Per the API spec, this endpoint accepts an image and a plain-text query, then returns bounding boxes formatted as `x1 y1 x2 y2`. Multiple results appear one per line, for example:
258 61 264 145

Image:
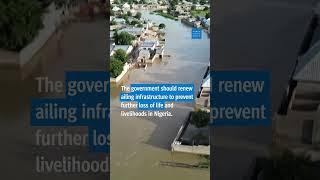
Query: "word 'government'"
122 85 194 92
35 77 108 96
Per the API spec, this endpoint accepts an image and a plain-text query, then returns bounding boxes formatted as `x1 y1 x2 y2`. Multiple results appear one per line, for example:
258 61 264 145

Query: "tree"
169 0 178 7
127 11 132 16
191 5 196 10
111 20 117 25
110 9 115 16
199 0 206 5
190 110 210 128
159 23 166 29
192 0 197 4
203 6 209 11
0 0 44 51
113 49 128 63
115 31 135 45
119 14 130 24
130 19 140 26
110 57 124 78
135 12 142 19
126 0 134 4
137 23 143 28
113 29 119 44
205 12 210 19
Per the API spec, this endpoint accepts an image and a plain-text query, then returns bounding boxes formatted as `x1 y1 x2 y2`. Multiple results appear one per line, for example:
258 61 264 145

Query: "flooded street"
0 9 210 179
0 19 107 180
111 11 210 180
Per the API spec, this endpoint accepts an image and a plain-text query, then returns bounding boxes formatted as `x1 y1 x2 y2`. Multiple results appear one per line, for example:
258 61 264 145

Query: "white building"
139 40 159 51
112 6 121 12
113 18 126 24
274 37 320 158
138 49 151 59
118 27 145 38
122 3 131 12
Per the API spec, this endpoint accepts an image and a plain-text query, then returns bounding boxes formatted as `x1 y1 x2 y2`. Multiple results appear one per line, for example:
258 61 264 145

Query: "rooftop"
113 45 131 52
294 22 320 83
118 27 144 36
141 41 157 48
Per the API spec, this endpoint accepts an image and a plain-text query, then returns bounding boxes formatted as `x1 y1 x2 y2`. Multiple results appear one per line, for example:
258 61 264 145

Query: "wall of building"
275 81 320 146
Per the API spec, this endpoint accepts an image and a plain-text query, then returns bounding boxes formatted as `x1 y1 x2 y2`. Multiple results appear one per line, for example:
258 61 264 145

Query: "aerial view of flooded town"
109 0 211 179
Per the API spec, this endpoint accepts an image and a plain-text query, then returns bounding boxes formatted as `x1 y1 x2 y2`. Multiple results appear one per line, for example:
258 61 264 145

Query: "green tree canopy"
111 20 117 25
159 23 166 29
0 0 44 51
110 57 124 78
127 11 132 16
110 9 115 16
130 19 140 26
199 0 206 5
190 110 210 128
113 49 128 63
115 31 135 45
205 12 210 19
135 12 142 19
169 0 178 7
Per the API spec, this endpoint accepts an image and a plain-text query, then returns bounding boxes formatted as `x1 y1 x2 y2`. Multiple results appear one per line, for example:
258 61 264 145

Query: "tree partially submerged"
110 56 124 78
110 49 129 78
113 49 128 64
0 0 45 51
190 109 210 128
114 31 135 45
159 23 166 29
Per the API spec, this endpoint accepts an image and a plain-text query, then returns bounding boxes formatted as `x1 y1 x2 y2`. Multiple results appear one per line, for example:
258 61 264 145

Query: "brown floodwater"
110 11 210 180
0 19 108 180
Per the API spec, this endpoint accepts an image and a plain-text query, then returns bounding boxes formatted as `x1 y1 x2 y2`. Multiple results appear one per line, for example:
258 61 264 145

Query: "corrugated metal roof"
294 40 320 82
